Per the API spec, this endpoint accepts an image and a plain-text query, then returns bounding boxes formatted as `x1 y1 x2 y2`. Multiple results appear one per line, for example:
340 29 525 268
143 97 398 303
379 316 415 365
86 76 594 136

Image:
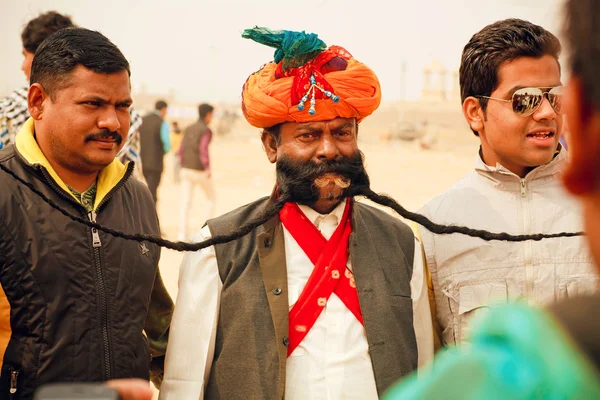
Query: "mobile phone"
34 383 119 400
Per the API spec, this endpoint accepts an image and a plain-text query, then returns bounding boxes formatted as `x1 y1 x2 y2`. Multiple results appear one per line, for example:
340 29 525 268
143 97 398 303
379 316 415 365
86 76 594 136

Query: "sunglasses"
477 86 564 117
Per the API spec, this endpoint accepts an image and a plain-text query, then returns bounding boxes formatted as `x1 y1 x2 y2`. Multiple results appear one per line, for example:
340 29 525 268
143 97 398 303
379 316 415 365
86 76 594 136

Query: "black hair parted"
459 18 561 136
30 27 130 98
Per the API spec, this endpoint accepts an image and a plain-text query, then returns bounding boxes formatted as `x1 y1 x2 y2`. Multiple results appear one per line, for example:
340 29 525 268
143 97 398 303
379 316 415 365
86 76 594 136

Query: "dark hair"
198 103 214 120
565 0 600 111
262 123 283 144
0 161 583 253
21 11 74 54
30 28 130 98
459 18 561 136
155 100 168 111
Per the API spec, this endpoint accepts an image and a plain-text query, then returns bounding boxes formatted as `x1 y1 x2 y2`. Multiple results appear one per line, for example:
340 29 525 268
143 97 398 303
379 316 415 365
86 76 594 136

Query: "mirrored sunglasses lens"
512 88 543 116
548 87 565 114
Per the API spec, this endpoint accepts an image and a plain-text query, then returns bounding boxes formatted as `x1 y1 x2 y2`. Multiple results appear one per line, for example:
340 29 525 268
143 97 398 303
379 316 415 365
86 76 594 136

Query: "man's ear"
563 76 600 195
28 83 48 120
261 130 278 163
462 96 484 134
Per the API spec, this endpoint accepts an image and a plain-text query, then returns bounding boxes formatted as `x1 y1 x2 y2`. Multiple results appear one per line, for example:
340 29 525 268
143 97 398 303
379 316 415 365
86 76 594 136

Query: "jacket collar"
473 144 567 183
15 118 129 210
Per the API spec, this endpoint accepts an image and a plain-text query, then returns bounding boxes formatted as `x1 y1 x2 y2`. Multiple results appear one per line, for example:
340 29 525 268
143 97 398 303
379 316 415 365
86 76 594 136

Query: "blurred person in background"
170 121 182 183
140 100 171 205
178 103 216 240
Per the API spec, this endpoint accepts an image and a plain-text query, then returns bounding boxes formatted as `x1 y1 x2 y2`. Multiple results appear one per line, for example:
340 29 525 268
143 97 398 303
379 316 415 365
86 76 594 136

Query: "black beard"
276 151 371 206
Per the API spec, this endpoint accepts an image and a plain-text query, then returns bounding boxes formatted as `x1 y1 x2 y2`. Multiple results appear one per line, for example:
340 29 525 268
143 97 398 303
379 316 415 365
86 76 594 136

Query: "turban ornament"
241 27 381 128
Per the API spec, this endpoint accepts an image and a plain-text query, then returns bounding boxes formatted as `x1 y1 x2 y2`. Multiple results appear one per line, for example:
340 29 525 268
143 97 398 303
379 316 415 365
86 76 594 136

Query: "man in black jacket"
0 27 173 399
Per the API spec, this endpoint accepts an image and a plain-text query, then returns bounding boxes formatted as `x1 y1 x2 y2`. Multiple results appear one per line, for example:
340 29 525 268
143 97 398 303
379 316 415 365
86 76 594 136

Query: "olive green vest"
205 197 417 399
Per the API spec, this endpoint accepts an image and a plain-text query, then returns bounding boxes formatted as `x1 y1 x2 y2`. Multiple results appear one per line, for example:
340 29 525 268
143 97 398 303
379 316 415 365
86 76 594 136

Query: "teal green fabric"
67 180 97 212
242 26 327 70
384 304 600 400
153 110 171 153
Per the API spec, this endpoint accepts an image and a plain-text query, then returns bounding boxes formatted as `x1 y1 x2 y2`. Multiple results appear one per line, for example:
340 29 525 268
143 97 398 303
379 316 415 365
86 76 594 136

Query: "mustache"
314 175 351 189
276 152 370 205
84 130 123 145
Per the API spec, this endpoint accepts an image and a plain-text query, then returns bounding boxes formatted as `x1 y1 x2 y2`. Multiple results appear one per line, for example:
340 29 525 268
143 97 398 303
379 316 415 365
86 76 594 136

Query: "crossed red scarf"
279 200 364 357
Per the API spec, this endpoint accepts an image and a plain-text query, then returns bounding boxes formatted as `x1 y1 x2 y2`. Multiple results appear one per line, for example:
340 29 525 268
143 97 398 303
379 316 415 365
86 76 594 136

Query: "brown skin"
463 55 562 178
158 105 168 118
21 49 34 81
563 77 600 270
204 111 214 125
28 65 132 192
262 117 358 214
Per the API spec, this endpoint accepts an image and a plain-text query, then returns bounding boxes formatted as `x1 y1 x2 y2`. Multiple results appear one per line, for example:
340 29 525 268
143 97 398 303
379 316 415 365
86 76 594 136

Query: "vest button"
282 336 289 346
272 287 282 295
264 237 271 247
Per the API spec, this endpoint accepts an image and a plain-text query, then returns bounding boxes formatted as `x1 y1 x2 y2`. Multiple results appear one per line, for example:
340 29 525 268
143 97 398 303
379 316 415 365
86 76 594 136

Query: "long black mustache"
0 161 584 252
85 129 123 145
276 152 369 205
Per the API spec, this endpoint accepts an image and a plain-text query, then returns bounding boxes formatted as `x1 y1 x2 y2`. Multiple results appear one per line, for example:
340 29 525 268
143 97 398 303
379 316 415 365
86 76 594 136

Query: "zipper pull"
520 179 527 197
9 370 18 394
88 212 102 248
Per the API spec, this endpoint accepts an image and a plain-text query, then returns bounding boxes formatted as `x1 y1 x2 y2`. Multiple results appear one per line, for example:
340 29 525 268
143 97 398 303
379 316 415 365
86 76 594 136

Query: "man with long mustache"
159 28 434 400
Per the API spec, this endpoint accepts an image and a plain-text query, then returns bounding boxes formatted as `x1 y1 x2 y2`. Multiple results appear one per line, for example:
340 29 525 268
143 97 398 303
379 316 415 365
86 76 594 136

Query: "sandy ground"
154 129 478 299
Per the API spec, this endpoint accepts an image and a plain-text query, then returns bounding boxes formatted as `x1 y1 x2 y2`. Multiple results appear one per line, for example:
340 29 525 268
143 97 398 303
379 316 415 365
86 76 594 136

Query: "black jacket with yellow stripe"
0 119 173 399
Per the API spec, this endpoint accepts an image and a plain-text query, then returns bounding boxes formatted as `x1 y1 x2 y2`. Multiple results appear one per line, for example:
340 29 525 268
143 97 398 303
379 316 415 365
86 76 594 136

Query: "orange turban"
241 28 381 128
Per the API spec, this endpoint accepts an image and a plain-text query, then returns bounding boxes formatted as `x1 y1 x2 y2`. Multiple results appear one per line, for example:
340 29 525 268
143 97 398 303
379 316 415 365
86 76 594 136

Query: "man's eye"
85 101 101 107
336 131 353 138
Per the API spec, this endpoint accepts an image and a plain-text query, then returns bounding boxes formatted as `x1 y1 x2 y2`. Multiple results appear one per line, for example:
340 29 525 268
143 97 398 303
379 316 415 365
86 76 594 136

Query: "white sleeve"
410 236 434 370
159 226 222 400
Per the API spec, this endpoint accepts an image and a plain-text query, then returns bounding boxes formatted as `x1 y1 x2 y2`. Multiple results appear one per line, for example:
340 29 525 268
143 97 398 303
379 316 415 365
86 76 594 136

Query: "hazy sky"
0 0 566 104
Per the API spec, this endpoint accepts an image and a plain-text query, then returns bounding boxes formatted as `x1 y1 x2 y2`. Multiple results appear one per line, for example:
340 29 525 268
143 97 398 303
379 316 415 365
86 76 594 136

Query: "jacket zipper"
35 162 134 380
520 178 534 298
89 211 111 380
9 369 18 398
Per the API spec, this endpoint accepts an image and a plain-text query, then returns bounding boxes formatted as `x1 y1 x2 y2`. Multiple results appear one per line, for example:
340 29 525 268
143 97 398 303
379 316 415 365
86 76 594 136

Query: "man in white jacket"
419 18 598 346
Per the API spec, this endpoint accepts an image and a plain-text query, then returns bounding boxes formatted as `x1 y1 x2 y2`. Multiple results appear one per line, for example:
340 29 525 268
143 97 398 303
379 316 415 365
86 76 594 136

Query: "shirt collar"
297 199 347 229
473 144 567 182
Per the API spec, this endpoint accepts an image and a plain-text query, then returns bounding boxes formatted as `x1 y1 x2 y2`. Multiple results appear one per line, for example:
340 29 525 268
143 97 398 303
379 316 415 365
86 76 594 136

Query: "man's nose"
533 94 557 121
316 133 340 161
98 107 121 132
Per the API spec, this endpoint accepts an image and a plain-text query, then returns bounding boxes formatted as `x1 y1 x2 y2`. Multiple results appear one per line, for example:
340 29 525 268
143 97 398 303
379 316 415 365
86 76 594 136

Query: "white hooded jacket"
419 149 597 345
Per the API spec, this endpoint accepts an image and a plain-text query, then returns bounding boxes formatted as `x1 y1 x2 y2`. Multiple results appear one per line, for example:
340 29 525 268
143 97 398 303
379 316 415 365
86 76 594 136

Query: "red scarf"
279 200 364 357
